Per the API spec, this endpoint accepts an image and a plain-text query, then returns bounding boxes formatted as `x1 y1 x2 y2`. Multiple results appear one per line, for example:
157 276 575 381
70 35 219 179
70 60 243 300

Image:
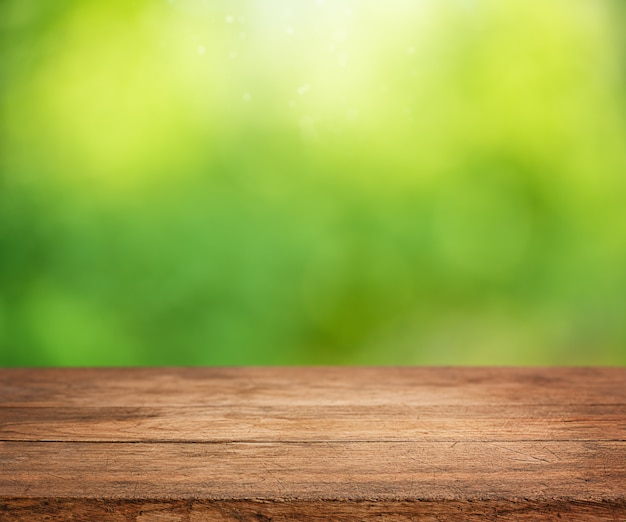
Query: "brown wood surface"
0 367 624 520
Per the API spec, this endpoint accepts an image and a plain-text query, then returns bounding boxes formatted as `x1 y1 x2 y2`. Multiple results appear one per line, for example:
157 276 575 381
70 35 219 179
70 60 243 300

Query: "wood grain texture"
0 367 624 520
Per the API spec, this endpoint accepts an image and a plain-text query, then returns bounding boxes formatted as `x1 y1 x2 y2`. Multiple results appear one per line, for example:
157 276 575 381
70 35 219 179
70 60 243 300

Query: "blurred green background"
1 0 625 366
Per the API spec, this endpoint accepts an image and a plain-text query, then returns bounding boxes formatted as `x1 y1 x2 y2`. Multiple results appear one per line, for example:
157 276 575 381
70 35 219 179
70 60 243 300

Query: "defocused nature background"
1 0 625 366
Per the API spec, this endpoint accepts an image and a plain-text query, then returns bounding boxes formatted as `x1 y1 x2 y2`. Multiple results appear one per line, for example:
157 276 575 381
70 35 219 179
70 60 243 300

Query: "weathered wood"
0 367 624 520
2 440 625 498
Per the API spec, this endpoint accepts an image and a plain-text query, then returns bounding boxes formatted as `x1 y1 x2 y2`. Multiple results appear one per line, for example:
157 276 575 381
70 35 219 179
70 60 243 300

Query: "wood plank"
0 367 624 520
2 440 625 500
2 499 624 522
2 367 624 408
1 403 624 442
1 441 625 519
1 367 623 443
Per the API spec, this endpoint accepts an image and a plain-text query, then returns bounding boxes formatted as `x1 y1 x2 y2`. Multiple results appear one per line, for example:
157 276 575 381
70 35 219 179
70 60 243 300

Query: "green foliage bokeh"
1 0 625 365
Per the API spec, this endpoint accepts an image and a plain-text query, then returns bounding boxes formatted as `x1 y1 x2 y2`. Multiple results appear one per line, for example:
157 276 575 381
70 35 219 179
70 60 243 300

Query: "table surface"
0 367 624 521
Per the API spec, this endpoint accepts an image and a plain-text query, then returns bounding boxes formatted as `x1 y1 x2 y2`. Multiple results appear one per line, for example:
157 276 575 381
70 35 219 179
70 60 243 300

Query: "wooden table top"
0 367 624 521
